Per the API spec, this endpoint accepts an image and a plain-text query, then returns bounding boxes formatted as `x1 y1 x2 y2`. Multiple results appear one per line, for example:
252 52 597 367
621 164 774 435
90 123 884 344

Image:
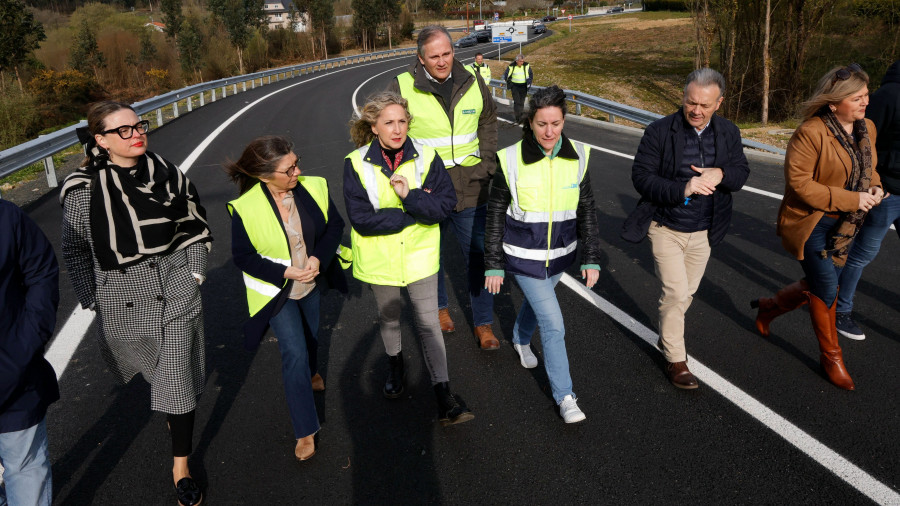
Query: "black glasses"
833 63 863 84
101 120 151 139
275 158 300 177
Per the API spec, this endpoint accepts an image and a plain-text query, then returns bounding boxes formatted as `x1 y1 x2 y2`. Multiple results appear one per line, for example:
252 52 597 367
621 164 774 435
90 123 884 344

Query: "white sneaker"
559 395 586 423
513 343 538 368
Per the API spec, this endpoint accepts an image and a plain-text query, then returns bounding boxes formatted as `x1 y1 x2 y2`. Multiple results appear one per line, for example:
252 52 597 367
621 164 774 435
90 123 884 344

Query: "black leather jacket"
485 131 602 274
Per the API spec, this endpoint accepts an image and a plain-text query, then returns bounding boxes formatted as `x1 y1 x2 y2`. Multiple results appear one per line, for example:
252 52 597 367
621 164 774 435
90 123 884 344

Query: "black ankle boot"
383 352 405 399
433 382 474 426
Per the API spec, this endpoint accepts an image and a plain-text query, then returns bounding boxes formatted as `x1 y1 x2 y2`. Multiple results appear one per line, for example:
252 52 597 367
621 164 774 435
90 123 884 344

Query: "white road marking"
45 54 414 379
559 273 900 505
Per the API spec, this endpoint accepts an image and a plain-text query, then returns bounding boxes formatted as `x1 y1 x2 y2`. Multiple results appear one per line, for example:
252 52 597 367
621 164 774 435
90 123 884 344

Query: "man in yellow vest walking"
471 52 492 85
503 54 533 122
388 25 500 350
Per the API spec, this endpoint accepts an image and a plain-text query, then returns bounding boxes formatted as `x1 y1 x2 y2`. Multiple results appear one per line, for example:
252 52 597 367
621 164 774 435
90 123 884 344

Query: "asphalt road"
17 40 900 505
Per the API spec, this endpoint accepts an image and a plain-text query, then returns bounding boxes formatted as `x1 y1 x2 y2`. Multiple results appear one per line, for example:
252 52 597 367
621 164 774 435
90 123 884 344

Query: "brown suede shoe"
295 434 315 461
311 373 325 392
474 324 500 350
665 361 699 390
438 308 455 333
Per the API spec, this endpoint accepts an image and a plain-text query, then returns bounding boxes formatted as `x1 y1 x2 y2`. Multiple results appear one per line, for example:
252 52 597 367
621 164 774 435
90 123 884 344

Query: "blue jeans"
437 204 494 327
512 273 574 404
0 418 52 506
837 194 900 313
800 216 842 304
269 289 321 439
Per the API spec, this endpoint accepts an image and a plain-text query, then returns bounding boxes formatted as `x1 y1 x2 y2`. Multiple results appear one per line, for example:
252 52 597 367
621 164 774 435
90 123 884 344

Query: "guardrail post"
251 79 256 89
211 88 216 102
608 114 616 123
187 95 193 112
267 76 271 84
43 156 58 188
173 101 179 118
222 86 227 97
575 103 582 115
200 92 205 107
156 108 164 126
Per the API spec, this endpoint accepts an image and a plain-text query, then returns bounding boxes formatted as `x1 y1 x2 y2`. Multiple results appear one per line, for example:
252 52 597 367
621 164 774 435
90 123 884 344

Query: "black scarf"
817 109 873 266
60 128 212 270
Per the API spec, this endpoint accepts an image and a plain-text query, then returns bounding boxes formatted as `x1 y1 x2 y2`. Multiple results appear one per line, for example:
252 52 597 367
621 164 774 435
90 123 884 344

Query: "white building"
263 0 310 32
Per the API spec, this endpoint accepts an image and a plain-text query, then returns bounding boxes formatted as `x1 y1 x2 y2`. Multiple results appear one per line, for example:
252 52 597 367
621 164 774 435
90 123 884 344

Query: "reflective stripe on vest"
227 177 332 317
354 144 427 211
499 140 589 275
346 142 441 286
509 64 529 84
396 71 483 168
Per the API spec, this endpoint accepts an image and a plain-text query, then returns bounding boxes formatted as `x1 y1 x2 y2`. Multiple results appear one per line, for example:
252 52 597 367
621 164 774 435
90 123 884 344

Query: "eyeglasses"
833 63 863 84
101 120 151 139
275 158 300 177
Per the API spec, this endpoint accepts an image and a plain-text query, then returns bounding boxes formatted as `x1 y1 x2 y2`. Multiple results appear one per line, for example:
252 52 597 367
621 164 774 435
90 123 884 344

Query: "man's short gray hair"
417 26 452 57
684 68 726 97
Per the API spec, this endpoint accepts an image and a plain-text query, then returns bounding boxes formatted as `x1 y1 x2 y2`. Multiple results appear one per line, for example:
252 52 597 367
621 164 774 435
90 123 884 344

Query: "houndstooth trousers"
61 186 207 415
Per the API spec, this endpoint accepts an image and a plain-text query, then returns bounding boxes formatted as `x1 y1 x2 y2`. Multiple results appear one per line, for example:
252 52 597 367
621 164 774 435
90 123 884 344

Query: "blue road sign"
493 37 512 42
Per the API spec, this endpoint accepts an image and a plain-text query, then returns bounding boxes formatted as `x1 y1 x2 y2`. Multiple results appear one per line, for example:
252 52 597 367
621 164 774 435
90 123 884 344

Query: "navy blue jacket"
0 200 60 433
343 138 457 236
867 59 900 195
230 181 347 350
622 109 750 246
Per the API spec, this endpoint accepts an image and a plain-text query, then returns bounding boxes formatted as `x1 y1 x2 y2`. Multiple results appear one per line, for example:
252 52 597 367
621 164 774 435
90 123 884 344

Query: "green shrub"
643 1 688 12
28 69 105 129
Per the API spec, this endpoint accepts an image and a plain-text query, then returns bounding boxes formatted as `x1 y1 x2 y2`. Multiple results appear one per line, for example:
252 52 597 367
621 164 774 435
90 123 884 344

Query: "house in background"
145 21 166 32
263 0 309 32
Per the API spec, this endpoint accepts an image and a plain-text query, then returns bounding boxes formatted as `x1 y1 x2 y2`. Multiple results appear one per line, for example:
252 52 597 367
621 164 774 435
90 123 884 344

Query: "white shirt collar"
424 68 452 84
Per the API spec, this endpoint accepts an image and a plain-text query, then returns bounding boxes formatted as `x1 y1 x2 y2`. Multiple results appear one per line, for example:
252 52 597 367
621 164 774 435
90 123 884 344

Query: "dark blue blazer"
230 181 347 350
0 200 60 433
622 109 750 246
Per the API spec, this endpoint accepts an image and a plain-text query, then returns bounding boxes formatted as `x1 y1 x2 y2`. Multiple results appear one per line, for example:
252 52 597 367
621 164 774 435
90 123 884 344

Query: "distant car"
543 15 557 21
454 34 478 48
533 23 546 34
607 6 624 13
475 29 492 43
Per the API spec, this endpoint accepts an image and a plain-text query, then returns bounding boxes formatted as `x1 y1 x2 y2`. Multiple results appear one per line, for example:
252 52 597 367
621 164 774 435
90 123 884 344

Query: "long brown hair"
349 92 412 148
800 65 870 121
224 136 295 195
81 100 135 167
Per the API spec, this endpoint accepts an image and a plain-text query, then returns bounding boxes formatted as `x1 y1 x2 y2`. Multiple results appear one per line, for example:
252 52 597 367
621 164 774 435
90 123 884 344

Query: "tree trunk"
237 47 244 75
761 0 771 125
388 24 392 51
13 66 24 92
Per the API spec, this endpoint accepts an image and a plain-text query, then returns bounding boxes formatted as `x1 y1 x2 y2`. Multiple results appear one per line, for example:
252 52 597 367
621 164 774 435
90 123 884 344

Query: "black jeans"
510 84 528 121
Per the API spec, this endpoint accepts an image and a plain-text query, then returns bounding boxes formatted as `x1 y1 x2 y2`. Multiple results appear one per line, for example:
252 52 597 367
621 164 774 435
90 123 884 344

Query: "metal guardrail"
1 47 785 188
487 82 787 156
0 47 417 184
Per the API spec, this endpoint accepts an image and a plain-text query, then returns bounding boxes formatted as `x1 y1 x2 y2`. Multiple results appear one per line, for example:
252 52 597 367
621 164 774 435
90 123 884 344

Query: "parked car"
454 34 478 48
542 15 557 21
533 23 547 34
607 6 624 13
475 29 492 42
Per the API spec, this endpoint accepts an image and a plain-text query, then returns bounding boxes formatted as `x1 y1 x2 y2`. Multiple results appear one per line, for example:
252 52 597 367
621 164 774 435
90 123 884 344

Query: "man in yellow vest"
470 52 492 84
502 53 533 122
388 25 500 350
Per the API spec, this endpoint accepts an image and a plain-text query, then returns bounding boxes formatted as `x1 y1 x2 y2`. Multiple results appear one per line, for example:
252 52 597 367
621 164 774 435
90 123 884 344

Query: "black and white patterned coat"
61 185 207 415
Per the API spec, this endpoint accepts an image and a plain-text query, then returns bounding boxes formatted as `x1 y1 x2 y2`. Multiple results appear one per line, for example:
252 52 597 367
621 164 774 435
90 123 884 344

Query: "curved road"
19 41 900 504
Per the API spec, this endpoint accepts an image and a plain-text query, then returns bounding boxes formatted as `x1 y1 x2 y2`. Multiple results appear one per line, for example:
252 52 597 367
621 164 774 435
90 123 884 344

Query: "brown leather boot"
807 291 855 390
751 279 810 337
438 308 455 333
474 324 500 350
295 434 315 461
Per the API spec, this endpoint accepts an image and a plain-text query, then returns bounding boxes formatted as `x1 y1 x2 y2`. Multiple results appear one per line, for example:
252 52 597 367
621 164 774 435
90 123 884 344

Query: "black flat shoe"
174 477 203 506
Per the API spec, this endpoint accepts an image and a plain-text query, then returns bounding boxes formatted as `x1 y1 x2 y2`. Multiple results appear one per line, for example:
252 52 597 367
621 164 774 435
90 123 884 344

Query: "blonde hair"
349 92 412 147
800 65 870 120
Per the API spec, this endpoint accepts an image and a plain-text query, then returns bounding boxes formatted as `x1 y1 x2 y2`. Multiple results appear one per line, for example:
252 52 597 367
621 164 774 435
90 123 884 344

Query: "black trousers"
511 84 528 121
167 410 195 457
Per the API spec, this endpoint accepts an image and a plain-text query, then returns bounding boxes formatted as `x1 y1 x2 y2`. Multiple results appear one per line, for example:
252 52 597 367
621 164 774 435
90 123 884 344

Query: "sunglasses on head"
832 63 863 84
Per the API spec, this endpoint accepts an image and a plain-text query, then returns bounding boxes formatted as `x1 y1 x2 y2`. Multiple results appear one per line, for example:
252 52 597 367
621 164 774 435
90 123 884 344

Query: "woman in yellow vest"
484 85 602 424
343 92 473 426
225 136 347 461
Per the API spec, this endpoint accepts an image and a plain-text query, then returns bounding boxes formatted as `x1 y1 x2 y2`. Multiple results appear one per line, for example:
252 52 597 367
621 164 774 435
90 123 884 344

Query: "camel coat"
777 116 880 259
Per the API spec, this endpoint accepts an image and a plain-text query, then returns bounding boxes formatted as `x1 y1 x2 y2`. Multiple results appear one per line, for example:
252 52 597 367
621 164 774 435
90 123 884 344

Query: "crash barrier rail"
1 48 784 190
0 47 417 186
486 82 787 156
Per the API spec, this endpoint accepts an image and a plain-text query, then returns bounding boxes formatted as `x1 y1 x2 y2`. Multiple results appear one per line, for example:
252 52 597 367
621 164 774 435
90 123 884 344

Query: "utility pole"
480 0 483 20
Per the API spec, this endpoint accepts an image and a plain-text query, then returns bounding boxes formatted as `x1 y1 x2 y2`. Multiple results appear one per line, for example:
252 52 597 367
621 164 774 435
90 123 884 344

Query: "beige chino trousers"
647 221 711 363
